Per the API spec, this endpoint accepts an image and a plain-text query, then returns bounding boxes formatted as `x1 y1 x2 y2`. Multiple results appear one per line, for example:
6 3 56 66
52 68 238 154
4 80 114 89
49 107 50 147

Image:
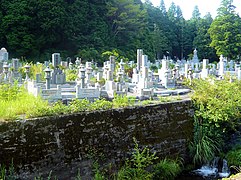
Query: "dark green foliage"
116 138 158 180
209 0 241 59
193 13 218 61
1 0 240 62
0 160 17 180
186 77 241 166
189 117 221 166
152 158 182 180
226 145 241 167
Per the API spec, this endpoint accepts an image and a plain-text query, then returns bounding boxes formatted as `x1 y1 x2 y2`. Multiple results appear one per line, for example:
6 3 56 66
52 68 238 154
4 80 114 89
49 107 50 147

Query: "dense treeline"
0 0 240 63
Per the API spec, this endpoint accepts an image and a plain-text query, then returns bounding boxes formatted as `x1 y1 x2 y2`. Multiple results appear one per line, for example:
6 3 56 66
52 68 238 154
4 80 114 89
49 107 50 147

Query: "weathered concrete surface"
0 100 194 179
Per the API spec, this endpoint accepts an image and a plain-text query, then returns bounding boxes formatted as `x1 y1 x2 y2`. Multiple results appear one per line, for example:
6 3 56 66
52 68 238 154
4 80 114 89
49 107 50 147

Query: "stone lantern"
75 57 81 66
24 63 31 81
3 64 9 81
44 66 51 89
69 62 73 70
172 68 177 79
78 65 86 88
188 67 193 85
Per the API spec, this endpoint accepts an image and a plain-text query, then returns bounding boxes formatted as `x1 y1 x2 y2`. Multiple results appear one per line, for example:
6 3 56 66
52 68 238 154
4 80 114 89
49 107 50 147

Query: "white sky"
147 0 241 19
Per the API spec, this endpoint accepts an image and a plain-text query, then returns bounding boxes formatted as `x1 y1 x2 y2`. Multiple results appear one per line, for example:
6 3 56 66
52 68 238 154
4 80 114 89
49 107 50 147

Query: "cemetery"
0 46 240 179
0 0 241 179
0 48 240 104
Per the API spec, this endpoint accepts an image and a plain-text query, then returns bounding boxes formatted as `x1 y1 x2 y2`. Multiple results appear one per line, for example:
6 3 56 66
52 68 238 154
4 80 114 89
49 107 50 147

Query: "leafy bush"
113 94 136 108
97 78 105 86
0 82 19 101
116 138 158 180
185 77 241 165
226 145 241 167
66 69 78 81
69 99 90 113
152 158 182 180
117 166 152 180
89 99 112 111
189 116 221 166
188 77 241 127
113 94 130 108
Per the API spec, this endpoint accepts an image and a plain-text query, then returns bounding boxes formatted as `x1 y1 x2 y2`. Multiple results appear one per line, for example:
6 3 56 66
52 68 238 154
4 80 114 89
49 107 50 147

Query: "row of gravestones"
1 49 240 102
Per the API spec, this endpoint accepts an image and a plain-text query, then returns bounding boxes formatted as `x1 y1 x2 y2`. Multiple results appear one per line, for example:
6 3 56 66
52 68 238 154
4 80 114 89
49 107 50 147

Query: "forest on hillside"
0 0 240 63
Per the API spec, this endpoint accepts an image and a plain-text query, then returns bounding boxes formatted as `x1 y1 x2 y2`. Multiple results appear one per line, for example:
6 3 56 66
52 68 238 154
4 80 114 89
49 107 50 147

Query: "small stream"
176 158 230 180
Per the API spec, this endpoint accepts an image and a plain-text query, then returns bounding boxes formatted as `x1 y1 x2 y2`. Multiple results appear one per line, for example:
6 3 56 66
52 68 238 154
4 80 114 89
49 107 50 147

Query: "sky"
147 0 241 20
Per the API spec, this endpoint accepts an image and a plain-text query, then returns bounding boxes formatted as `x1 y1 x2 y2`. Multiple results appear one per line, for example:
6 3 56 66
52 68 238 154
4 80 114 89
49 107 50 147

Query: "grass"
0 82 184 121
152 158 182 180
0 83 50 120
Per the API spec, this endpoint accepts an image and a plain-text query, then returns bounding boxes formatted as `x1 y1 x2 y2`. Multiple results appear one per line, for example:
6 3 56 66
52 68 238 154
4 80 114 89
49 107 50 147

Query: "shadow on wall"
0 100 194 179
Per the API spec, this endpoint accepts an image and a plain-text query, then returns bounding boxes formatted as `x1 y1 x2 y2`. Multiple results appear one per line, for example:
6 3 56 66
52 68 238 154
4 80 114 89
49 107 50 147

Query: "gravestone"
219 55 225 76
201 59 209 79
0 62 3 74
52 53 61 68
192 48 199 63
0 48 8 61
137 49 143 72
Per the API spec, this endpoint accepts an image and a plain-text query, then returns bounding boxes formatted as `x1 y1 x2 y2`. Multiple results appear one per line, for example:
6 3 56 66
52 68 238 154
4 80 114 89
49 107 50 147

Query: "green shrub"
97 78 105 86
187 77 241 127
226 146 241 167
93 162 105 180
189 118 221 166
51 101 70 115
113 94 129 108
185 77 241 165
89 99 113 111
152 158 182 180
0 82 19 101
117 165 152 180
66 69 78 81
116 138 157 180
69 99 90 113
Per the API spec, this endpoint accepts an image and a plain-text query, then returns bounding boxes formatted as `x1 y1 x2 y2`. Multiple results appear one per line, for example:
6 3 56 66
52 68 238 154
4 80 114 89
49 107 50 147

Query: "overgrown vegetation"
0 82 49 120
152 158 182 180
0 82 183 121
226 145 241 168
186 77 241 166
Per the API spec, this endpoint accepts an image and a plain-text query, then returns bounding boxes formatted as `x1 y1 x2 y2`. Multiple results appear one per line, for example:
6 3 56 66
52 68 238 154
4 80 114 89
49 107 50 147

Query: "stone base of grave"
76 88 100 100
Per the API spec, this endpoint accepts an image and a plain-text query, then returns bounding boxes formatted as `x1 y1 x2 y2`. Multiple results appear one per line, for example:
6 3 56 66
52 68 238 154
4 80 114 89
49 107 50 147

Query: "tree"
106 0 147 59
1 0 37 58
0 4 5 48
167 3 185 59
193 13 217 61
217 0 236 16
151 24 169 59
208 0 241 59
192 5 201 20
159 0 166 16
106 0 146 38
65 0 110 62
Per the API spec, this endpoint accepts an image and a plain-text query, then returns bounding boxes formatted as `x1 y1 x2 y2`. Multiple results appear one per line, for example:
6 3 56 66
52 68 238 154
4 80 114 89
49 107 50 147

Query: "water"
193 158 230 179
177 158 230 180
219 159 230 178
